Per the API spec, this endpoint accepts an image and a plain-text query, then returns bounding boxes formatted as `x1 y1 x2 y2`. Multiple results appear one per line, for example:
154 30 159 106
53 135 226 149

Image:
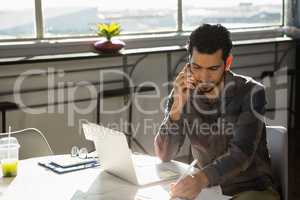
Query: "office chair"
266 126 288 200
0 128 53 160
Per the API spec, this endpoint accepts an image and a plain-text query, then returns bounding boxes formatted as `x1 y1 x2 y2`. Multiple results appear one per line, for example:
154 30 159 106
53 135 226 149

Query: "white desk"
0 155 231 200
0 155 186 200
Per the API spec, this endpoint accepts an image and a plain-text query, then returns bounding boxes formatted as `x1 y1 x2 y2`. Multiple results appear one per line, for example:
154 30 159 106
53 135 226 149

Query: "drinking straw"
7 126 11 159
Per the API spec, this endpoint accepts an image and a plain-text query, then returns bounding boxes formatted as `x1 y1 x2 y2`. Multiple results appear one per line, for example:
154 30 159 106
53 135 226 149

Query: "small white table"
0 155 231 200
0 155 188 200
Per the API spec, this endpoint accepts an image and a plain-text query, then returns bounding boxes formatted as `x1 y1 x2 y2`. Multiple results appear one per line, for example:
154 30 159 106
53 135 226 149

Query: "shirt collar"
222 70 237 99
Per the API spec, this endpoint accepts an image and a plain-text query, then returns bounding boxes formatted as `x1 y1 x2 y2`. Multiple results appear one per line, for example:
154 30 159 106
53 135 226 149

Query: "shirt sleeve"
154 90 186 161
202 84 267 186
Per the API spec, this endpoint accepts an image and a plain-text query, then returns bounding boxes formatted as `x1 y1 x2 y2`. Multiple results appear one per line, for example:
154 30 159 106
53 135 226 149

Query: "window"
0 0 284 40
0 0 35 39
183 0 283 30
43 0 177 37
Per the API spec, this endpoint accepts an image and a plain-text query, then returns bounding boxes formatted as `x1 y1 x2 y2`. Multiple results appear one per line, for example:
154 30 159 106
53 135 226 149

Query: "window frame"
0 0 289 58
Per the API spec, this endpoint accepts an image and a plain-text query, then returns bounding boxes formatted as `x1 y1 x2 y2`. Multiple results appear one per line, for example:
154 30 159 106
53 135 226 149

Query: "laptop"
82 122 180 186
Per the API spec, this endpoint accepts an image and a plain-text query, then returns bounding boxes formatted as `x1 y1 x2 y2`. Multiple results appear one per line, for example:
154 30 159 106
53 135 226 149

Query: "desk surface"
0 155 188 200
0 155 231 200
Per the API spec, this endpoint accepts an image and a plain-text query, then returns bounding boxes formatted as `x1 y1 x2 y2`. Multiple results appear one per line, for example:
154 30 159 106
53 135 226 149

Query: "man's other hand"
169 170 209 200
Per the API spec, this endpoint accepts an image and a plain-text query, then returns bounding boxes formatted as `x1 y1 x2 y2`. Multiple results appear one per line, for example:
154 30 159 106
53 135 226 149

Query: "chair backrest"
266 126 288 200
0 128 53 160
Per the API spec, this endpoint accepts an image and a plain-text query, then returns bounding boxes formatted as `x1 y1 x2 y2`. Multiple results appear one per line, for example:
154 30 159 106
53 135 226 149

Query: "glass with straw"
0 126 20 177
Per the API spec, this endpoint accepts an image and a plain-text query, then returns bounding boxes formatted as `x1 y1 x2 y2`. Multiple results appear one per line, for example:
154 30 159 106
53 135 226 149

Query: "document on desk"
135 185 231 200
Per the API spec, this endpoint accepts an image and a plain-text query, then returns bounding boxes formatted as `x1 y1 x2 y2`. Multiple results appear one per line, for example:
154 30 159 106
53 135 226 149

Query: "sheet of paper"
135 185 231 200
135 185 170 200
197 186 232 200
50 157 97 168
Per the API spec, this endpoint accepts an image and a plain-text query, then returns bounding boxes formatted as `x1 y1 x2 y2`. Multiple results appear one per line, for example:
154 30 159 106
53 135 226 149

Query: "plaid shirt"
154 70 275 196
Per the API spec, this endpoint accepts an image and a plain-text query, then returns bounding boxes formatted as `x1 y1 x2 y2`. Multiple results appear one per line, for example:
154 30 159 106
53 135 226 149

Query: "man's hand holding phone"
170 64 197 121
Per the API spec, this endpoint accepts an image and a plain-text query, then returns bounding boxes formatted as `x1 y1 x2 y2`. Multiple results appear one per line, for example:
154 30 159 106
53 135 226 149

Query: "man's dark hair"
187 24 232 62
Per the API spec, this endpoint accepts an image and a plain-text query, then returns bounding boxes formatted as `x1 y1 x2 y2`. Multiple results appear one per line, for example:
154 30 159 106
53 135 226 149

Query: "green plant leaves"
96 22 121 41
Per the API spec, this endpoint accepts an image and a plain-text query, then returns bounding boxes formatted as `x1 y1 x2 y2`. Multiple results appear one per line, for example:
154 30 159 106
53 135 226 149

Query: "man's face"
189 48 226 94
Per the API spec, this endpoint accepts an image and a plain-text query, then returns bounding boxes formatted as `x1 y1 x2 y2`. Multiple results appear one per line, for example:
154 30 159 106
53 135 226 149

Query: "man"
154 24 280 200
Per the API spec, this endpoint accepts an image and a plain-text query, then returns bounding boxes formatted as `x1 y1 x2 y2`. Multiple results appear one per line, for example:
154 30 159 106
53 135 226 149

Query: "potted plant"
93 22 125 53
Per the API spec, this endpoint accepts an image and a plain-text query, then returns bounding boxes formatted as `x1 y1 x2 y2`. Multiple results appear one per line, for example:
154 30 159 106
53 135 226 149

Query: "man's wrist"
170 103 182 122
194 170 209 188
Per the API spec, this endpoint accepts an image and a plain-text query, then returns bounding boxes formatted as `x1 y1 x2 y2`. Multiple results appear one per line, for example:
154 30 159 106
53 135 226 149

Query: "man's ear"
225 54 233 71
